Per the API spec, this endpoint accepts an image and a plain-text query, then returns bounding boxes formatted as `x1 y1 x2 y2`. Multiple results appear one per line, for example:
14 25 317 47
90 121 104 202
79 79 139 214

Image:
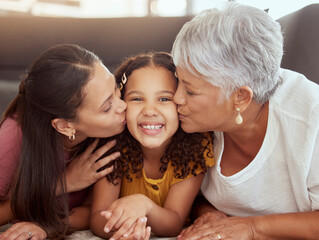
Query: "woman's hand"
101 194 152 240
178 210 227 239
0 222 47 240
64 139 120 193
178 214 255 240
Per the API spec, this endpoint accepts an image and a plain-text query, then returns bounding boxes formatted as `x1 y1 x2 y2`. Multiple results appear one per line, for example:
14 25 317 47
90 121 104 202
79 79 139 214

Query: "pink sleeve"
0 117 22 198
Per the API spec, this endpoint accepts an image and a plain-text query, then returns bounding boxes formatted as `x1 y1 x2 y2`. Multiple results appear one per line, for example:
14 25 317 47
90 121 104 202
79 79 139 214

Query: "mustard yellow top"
120 133 215 207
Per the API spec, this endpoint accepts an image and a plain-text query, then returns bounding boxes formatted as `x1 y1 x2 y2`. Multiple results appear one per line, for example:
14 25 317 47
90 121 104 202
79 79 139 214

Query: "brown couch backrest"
278 4 319 84
0 16 191 81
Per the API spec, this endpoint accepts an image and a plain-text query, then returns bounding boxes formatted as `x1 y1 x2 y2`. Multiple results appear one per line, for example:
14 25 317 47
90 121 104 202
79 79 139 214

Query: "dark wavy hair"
0 44 100 239
102 52 214 184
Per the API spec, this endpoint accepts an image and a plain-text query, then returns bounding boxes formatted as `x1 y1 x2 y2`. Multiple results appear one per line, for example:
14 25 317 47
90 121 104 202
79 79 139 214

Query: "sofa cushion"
0 80 19 116
278 4 319 84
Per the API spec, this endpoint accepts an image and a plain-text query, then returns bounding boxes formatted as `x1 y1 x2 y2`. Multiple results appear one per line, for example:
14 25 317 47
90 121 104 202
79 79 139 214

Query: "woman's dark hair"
1 44 100 239
106 52 214 183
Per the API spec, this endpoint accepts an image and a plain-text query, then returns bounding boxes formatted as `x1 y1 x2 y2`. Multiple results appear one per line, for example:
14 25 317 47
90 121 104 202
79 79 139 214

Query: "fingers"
94 151 120 174
15 231 32 240
101 210 112 219
92 140 117 161
111 217 142 240
144 226 151 240
179 225 215 240
2 230 33 240
31 235 42 240
116 218 151 240
132 217 147 240
83 138 100 157
178 223 199 239
102 208 124 233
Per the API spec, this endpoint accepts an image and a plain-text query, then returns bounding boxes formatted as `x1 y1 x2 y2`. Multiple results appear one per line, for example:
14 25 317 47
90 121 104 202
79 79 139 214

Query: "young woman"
0 44 126 240
90 52 214 240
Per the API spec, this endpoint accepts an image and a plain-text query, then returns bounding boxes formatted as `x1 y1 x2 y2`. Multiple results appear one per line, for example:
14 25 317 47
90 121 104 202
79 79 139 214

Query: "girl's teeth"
142 125 162 130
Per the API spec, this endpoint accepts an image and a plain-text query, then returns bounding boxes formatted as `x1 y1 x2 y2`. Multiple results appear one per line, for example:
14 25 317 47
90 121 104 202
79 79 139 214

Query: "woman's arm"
0 199 11 226
253 211 319 239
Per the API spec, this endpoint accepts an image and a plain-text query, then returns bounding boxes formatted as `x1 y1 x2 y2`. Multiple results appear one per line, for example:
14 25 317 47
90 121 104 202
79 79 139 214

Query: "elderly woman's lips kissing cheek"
178 112 186 121
139 122 164 136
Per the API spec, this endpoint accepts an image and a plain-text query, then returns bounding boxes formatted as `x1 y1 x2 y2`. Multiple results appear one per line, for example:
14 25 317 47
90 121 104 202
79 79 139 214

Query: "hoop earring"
69 133 75 142
235 107 243 125
118 82 123 91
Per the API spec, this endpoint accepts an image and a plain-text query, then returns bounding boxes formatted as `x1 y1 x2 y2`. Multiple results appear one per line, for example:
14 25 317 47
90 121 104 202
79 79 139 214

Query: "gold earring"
121 73 127 85
235 107 243 125
118 82 123 91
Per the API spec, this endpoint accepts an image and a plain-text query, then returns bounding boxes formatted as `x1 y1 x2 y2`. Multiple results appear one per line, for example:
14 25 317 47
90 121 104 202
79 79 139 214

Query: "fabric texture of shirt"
201 68 319 216
0 117 87 208
0 117 22 198
120 133 215 207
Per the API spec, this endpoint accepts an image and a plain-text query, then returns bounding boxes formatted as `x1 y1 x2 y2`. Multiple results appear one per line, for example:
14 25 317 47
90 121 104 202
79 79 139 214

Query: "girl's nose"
142 103 158 116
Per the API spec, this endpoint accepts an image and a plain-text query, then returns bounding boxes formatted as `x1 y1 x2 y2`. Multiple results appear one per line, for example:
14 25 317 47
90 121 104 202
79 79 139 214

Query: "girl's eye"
159 97 171 102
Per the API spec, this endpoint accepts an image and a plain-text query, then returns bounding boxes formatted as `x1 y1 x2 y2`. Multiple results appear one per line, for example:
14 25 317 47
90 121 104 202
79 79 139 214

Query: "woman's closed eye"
129 97 143 102
104 103 112 112
186 90 196 96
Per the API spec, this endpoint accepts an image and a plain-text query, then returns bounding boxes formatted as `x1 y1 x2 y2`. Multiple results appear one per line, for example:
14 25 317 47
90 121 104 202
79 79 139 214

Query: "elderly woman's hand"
178 214 256 240
64 139 120 193
178 211 227 239
0 222 47 240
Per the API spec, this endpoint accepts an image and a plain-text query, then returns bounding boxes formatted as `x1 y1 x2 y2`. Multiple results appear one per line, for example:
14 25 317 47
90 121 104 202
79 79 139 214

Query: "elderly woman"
172 2 319 240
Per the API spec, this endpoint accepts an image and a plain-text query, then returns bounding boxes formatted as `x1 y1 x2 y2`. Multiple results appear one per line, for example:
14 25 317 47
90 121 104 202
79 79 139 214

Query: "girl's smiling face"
124 66 179 150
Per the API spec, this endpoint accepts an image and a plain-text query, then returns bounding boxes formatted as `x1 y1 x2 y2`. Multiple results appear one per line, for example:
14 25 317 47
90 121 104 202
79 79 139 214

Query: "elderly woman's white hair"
172 2 284 103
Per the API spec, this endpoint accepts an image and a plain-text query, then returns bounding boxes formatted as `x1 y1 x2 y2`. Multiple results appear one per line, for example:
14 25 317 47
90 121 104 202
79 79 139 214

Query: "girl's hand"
65 139 120 193
118 217 151 240
178 214 255 240
101 194 151 240
0 222 47 240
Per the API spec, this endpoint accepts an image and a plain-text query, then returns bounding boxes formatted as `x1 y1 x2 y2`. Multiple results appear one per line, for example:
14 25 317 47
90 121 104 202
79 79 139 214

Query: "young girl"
90 52 214 239
0 44 126 239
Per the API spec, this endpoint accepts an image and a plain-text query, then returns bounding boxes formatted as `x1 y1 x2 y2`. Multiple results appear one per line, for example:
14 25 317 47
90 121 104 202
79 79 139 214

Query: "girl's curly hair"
98 52 214 184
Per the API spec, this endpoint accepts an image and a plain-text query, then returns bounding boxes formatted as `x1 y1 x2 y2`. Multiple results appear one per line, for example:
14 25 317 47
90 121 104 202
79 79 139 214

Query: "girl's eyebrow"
125 90 142 96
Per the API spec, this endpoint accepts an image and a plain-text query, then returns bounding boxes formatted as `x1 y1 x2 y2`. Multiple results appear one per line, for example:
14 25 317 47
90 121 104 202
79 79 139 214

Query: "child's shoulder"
200 132 214 142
